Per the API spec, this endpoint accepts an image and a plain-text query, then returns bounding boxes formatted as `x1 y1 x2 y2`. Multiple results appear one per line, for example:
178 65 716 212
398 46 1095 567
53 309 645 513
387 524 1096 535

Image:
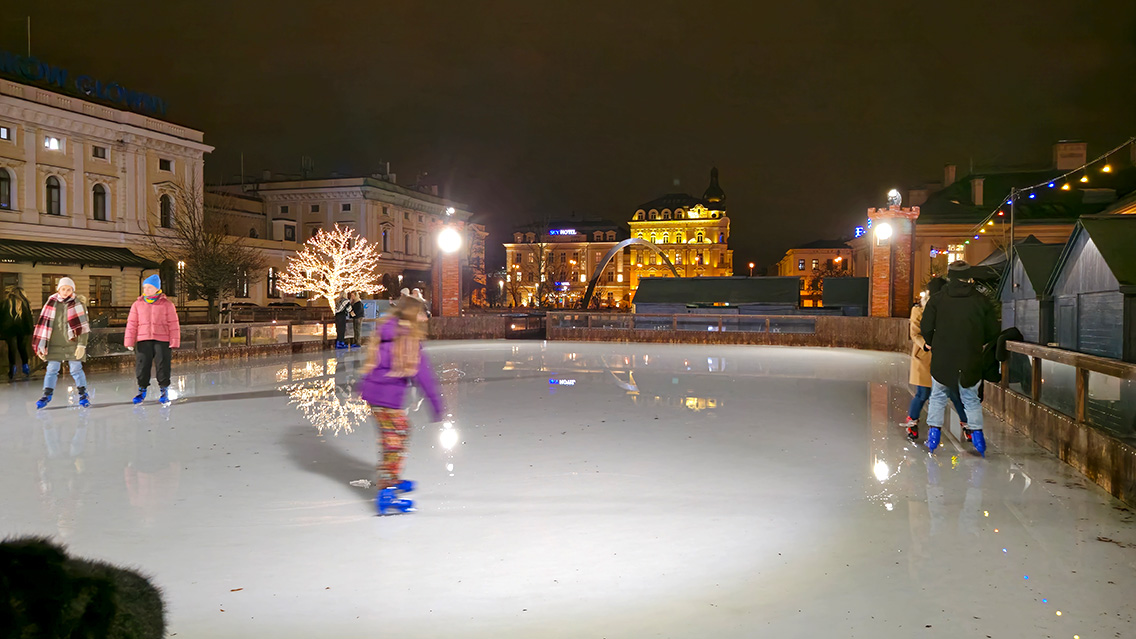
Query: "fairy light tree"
278 225 383 309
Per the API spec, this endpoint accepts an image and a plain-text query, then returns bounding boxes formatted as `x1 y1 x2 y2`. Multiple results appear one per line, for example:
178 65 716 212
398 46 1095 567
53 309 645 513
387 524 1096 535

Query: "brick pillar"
868 205 920 318
431 220 464 317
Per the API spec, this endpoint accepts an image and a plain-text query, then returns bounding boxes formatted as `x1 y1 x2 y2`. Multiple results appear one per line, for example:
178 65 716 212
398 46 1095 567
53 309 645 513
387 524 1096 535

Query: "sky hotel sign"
0 50 168 116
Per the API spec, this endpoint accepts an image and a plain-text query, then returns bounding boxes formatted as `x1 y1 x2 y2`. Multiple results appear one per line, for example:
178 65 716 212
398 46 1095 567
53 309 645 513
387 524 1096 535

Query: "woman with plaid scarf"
33 277 91 409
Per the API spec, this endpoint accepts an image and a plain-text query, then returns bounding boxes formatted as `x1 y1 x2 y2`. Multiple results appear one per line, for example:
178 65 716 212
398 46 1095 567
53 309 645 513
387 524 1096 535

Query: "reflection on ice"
282 377 370 436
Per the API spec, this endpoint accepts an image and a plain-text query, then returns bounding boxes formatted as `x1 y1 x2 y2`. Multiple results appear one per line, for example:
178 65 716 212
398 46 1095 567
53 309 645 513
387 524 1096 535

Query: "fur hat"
56 277 76 291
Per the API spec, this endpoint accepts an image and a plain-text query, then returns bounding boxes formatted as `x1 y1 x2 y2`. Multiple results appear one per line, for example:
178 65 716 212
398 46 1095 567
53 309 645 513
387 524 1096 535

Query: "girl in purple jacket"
358 294 444 514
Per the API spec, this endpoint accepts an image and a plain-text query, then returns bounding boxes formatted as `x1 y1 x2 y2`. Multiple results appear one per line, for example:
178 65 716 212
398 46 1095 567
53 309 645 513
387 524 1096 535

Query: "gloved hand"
35 348 48 360
126 345 134 351
75 345 86 359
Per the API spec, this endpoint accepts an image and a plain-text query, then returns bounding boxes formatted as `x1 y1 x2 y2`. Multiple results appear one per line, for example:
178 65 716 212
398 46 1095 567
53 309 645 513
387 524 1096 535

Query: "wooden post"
322 321 328 345
1030 356 1042 402
287 322 293 344
1074 366 1088 422
1000 360 1009 388
245 324 252 347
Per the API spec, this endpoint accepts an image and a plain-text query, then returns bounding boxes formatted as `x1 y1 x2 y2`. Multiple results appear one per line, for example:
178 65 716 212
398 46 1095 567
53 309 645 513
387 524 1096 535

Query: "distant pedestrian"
334 293 351 349
411 288 431 317
33 277 91 409
1 285 33 380
358 293 445 515
921 261 999 456
905 278 968 440
349 291 364 348
125 274 181 405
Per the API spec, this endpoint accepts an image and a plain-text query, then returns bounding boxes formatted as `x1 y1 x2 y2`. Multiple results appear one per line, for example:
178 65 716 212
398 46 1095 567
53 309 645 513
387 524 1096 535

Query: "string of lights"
946 136 1136 253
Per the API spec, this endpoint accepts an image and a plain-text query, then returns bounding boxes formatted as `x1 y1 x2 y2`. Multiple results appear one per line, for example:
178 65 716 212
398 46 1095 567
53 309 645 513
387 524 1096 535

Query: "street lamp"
435 225 463 316
874 222 893 242
437 226 462 254
748 262 755 277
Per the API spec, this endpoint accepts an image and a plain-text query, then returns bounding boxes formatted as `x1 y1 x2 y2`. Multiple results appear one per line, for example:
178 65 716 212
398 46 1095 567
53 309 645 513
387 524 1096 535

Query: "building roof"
633 277 800 305
0 239 159 269
791 239 850 250
994 236 1065 298
1074 215 1136 287
702 167 726 205
635 193 709 212
916 166 1136 225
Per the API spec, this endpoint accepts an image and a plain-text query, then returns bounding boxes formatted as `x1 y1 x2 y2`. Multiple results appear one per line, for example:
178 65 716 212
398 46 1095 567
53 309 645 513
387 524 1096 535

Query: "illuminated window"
267 267 280 298
946 244 966 263
44 136 61 151
812 259 819 270
0 126 10 141
676 232 684 243
662 233 669 244
797 259 805 271
649 211 657 220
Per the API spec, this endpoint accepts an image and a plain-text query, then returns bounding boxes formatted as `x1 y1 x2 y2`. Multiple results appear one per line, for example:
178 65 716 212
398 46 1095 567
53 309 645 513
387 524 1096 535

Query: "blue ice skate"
925 426 941 453
77 386 90 408
22 363 29 377
159 387 170 404
970 429 986 457
133 388 147 404
376 480 416 515
35 388 53 409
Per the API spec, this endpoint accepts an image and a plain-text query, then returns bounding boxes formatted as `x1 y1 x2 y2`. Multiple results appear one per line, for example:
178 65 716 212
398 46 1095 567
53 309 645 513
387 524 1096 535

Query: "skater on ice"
32 277 91 409
1 284 33 381
358 292 445 515
334 291 352 349
920 261 999 456
125 274 181 405
349 291 364 348
905 277 968 441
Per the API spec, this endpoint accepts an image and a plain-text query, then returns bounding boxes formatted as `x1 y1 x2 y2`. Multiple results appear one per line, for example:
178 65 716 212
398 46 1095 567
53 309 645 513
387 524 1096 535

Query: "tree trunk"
207 294 218 324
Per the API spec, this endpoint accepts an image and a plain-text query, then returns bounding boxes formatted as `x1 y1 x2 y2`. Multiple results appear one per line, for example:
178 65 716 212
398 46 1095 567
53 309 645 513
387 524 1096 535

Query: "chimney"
971 177 984 206
944 164 956 186
1053 140 1087 170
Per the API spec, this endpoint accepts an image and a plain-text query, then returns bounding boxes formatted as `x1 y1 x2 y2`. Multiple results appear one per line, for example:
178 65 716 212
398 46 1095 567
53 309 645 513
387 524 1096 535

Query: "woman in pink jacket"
125 274 181 405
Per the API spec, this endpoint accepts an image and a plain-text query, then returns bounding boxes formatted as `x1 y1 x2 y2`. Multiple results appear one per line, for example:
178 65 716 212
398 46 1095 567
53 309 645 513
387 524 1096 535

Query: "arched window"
606 231 616 241
662 233 669 244
46 176 61 215
648 211 657 220
249 228 259 238
92 184 107 221
382 228 390 252
662 210 671 220
594 231 603 241
718 233 724 243
649 233 656 244
697 231 704 243
0 169 11 210
159 194 173 228
676 232 684 243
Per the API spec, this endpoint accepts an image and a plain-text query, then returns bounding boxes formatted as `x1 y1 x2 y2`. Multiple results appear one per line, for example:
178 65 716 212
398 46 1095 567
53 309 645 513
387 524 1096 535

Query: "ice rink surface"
1 341 1134 638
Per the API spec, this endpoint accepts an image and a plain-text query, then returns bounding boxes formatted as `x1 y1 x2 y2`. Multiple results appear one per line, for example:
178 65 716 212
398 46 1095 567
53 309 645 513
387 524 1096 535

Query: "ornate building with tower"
628 168 733 289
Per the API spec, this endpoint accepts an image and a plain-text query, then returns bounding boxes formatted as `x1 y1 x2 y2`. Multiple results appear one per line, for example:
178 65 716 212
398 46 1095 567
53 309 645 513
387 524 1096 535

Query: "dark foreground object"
0 537 165 639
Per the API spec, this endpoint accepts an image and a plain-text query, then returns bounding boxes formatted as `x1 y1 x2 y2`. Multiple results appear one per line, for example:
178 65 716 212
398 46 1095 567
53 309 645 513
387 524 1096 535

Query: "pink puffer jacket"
125 295 181 348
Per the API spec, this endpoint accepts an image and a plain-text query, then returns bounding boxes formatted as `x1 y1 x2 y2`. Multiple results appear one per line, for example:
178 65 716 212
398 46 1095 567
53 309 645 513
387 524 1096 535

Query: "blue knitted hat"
143 274 161 290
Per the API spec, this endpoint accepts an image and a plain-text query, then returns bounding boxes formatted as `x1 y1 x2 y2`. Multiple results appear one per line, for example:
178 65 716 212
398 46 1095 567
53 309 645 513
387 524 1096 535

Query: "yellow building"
774 239 852 307
629 168 733 289
0 56 212 308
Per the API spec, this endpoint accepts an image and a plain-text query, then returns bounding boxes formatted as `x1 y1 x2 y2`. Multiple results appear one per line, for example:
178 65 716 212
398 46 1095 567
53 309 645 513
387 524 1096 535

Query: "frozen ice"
1 341 1134 637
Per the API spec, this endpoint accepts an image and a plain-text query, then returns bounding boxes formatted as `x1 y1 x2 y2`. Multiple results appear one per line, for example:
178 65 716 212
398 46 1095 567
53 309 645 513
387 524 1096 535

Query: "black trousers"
136 340 172 389
335 315 348 343
5 335 29 368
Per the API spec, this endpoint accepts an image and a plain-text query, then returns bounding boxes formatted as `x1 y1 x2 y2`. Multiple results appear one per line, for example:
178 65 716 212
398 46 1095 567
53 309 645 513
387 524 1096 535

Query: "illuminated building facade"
503 220 628 308
774 239 852 308
629 168 733 290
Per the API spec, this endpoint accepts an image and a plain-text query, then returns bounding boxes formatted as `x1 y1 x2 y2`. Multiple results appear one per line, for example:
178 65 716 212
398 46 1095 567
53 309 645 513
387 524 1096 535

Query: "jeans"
909 385 969 423
927 378 983 430
43 360 87 390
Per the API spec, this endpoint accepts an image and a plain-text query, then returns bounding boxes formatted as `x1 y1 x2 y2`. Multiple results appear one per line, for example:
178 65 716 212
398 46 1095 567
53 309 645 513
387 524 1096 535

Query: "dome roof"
702 167 725 206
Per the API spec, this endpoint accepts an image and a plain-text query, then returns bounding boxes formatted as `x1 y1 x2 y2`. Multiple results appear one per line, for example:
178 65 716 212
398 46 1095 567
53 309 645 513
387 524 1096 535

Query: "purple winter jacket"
359 317 445 420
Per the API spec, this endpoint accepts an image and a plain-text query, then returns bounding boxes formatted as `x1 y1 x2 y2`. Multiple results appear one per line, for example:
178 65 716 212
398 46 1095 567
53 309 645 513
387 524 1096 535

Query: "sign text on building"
0 50 168 116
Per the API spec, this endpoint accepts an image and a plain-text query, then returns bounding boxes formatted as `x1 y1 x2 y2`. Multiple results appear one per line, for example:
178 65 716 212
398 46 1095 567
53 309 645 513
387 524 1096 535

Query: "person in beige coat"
905 278 968 439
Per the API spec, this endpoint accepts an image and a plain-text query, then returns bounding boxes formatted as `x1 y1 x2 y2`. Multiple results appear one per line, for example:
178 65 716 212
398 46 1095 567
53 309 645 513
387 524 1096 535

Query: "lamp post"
435 224 463 317
748 262 755 277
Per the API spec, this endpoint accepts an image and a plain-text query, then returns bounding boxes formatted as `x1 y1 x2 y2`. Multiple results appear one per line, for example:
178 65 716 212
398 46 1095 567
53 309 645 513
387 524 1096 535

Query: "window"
675 252 683 265
382 206 389 216
676 232 683 243
159 194 173 228
92 184 107 221
662 233 669 244
594 231 602 241
812 259 819 270
92 145 107 159
310 204 320 213
0 169 10 209
46 176 62 215
405 234 412 254
310 227 320 238
648 212 657 220
283 225 296 242
606 270 614 283
42 274 67 302
663 211 671 220
0 126 9 140
0 272 18 292
159 158 173 171
341 203 351 212
249 228 259 238
696 232 704 243
404 211 410 220
235 270 249 298
267 267 280 298
606 231 616 241
89 276 112 306
418 235 424 256
417 214 423 223
946 244 966 264
826 259 834 269
797 259 805 271
382 228 390 252
44 136 61 151
512 253 520 264
280 205 290 214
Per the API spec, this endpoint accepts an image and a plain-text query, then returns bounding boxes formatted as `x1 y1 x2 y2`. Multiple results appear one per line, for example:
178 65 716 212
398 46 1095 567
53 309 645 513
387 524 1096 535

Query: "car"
268 301 303 308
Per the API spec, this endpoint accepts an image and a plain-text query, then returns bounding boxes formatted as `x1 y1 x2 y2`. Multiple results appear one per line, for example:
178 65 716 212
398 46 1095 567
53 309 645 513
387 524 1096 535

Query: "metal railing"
548 312 818 334
85 320 343 358
1003 341 1136 440
84 304 330 328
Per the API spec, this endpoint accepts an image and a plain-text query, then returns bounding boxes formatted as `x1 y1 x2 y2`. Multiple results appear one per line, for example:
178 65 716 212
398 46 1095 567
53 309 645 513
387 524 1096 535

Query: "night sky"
6 1 1135 268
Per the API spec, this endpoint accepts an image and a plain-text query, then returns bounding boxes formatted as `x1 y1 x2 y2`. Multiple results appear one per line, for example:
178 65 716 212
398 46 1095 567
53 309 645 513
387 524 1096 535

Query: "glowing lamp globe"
437 227 462 254
874 222 893 241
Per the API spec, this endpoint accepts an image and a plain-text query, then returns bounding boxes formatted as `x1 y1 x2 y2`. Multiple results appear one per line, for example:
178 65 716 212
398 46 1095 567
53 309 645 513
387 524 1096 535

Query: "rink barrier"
545 312 909 353
984 341 1136 505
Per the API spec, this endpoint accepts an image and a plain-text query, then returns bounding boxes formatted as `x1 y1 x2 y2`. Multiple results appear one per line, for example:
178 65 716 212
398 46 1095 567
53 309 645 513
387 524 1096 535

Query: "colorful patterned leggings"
373 407 410 488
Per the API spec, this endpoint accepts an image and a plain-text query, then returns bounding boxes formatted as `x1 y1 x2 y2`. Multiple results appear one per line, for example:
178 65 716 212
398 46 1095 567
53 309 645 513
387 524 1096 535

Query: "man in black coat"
920 261 1000 456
